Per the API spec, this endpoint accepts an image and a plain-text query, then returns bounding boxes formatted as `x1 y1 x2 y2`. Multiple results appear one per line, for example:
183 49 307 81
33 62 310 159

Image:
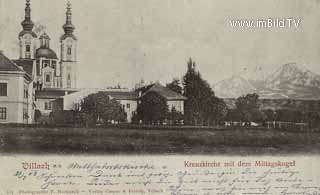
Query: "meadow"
0 125 319 155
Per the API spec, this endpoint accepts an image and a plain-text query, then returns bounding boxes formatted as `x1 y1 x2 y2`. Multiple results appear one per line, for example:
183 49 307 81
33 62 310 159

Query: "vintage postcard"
0 0 320 194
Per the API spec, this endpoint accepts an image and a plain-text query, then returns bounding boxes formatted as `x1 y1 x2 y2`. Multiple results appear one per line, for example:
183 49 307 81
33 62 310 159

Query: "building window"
0 107 7 120
42 60 50 68
24 85 28 99
25 45 31 58
45 102 52 110
36 60 41 76
0 83 7 96
26 45 30 52
23 108 28 120
46 74 51 82
126 103 130 109
67 47 72 55
68 74 71 81
52 61 56 70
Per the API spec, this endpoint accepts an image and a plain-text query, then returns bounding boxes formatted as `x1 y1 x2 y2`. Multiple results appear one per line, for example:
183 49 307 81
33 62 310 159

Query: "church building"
0 0 79 123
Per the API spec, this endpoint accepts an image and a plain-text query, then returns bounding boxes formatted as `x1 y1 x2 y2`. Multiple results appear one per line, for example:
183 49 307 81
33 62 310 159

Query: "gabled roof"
139 83 187 100
13 59 34 76
104 91 139 100
0 52 25 73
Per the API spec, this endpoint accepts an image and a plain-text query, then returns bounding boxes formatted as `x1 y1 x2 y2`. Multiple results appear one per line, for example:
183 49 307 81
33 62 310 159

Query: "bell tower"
60 1 78 89
19 0 37 59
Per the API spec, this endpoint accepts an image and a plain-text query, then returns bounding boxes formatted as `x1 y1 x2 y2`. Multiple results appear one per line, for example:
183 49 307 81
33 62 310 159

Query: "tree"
166 78 183 94
80 92 127 125
235 93 261 123
225 109 242 123
275 109 303 123
136 91 169 124
34 109 42 123
305 111 320 128
183 58 217 125
168 107 184 125
203 96 228 125
262 109 276 122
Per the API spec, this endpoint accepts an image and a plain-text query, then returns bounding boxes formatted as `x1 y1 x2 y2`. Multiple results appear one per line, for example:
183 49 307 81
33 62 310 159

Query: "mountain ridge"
213 63 320 100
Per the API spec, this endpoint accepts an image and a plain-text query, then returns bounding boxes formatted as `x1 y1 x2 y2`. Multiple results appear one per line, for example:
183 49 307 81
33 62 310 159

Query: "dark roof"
36 47 58 59
140 83 187 100
36 89 78 99
0 52 24 72
136 84 155 94
60 34 78 41
19 30 37 38
103 91 139 100
13 59 34 76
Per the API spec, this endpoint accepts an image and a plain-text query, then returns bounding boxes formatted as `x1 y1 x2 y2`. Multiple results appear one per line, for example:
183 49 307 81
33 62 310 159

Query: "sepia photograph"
0 0 320 155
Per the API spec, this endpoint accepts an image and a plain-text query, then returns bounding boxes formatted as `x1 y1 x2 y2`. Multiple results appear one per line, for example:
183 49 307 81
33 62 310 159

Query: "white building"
0 52 34 123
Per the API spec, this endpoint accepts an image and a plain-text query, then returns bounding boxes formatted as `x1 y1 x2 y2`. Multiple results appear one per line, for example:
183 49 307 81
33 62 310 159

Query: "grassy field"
0 126 319 155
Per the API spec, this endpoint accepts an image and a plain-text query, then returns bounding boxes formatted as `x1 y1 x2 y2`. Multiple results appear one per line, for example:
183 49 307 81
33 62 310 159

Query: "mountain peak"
213 75 256 98
266 63 320 88
280 63 308 73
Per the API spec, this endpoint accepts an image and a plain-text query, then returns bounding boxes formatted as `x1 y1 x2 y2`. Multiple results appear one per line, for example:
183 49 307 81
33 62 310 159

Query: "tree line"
50 58 320 128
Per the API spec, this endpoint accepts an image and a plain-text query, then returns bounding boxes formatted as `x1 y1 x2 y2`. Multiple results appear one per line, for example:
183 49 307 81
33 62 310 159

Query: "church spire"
63 1 75 35
21 0 34 31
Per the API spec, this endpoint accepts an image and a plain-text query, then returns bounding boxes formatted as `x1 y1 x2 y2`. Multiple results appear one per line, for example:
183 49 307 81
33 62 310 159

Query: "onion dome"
36 48 58 59
61 2 77 41
19 0 37 38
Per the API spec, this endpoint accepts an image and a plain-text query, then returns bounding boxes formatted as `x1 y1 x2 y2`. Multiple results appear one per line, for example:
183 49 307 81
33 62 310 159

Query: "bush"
51 111 79 125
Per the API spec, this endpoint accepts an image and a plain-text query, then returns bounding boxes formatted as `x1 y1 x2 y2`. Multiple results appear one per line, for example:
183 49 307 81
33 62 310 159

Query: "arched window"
46 74 51 82
26 45 31 52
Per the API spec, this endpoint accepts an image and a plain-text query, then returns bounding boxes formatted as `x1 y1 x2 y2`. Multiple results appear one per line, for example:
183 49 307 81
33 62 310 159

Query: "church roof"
36 47 58 59
13 59 34 76
0 52 24 73
60 34 78 41
138 83 187 100
18 30 37 38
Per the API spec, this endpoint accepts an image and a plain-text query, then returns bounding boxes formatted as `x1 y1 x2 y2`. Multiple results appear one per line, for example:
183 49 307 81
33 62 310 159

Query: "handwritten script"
8 159 320 195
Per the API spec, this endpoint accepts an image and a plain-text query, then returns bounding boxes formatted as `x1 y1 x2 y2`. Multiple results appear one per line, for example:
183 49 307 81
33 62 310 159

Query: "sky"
1 0 320 89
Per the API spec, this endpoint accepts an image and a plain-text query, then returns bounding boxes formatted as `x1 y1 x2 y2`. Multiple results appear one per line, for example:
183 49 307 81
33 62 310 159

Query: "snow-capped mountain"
213 63 320 100
266 63 320 89
213 75 256 98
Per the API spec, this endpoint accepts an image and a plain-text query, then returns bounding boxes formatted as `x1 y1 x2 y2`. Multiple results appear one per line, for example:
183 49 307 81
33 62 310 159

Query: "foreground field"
0 126 319 155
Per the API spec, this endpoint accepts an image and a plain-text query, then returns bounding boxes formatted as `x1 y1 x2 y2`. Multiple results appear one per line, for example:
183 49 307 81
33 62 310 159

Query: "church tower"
19 0 37 59
60 2 78 89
